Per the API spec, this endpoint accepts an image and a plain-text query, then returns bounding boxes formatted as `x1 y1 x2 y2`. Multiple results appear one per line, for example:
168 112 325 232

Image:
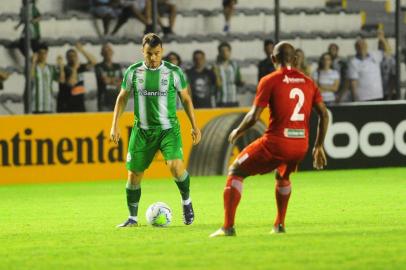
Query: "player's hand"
110 125 121 144
32 53 38 64
312 146 327 170
191 127 201 145
75 42 84 52
228 128 242 144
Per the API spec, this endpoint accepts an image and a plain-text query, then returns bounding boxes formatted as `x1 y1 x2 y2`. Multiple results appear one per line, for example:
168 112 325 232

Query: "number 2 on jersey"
289 88 304 121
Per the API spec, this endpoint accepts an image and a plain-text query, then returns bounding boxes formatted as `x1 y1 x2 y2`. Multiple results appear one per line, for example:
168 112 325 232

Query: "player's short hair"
218 42 231 52
66 48 76 57
264 39 274 47
142 33 162 48
101 42 112 52
37 43 49 52
328 43 338 51
192 50 205 58
273 42 295 65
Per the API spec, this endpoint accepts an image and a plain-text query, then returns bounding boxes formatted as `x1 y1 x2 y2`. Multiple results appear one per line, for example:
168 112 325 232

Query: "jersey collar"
280 65 293 71
143 61 164 70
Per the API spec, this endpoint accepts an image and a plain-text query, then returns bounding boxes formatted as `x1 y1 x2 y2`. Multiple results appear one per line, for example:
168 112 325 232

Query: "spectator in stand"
15 0 41 56
312 53 340 106
111 0 153 35
0 70 11 91
90 0 122 35
57 43 97 113
328 43 348 94
95 43 123 111
157 0 177 36
257 39 276 81
164 51 183 109
294 48 311 76
222 0 237 33
213 42 244 107
186 50 216 109
347 37 388 101
377 31 396 100
165 51 182 68
30 43 65 113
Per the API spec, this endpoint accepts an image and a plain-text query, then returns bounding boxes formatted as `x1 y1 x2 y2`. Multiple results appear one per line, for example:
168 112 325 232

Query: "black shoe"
162 26 174 35
182 202 194 225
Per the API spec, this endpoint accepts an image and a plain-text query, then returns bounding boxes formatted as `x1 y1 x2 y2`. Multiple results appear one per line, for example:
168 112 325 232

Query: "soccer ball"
145 202 172 227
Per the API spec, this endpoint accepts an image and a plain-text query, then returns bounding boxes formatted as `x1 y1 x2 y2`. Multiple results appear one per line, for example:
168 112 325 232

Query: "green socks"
125 171 189 220
126 182 141 219
175 171 191 201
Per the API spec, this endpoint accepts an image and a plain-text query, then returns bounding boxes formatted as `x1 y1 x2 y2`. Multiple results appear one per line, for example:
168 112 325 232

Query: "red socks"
274 179 291 227
223 175 244 229
223 175 291 229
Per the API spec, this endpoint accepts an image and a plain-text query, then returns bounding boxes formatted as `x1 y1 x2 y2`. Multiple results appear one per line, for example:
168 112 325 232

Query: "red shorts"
234 135 308 179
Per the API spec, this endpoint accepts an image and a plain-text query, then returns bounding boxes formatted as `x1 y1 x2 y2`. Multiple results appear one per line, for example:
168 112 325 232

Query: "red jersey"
254 67 323 141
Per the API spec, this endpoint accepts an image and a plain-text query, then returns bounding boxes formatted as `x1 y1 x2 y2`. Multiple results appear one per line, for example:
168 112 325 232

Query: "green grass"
1 168 406 270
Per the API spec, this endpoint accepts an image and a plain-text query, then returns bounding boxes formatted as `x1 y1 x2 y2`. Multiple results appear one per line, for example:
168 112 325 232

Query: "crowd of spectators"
327 30 396 103
90 0 177 36
2 33 399 113
0 0 401 114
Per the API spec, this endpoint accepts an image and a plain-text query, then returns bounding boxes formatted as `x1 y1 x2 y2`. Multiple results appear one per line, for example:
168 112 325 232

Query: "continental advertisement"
0 108 263 184
1 102 405 185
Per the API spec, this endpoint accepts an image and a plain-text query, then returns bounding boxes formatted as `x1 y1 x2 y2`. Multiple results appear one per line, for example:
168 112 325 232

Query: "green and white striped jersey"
32 64 58 112
121 61 188 130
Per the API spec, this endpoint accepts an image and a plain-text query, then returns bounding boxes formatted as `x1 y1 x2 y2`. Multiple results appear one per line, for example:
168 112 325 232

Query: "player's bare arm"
57 55 65 83
179 88 201 145
229 105 265 144
349 79 358 101
313 102 329 170
110 89 129 144
30 53 38 77
75 42 97 68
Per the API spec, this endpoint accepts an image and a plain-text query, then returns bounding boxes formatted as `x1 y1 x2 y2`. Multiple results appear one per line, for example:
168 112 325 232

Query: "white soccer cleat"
116 218 138 228
209 227 236 238
270 224 286 234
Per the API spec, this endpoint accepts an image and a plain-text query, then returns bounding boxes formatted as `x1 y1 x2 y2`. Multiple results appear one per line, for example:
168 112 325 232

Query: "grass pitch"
1 168 405 270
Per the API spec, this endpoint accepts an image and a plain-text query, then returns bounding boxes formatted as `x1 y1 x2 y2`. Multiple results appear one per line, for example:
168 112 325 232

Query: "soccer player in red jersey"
210 42 329 237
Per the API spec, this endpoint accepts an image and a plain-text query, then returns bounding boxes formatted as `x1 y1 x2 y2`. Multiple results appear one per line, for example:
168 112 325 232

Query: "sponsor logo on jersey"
161 79 168 86
283 75 305 84
284 128 305 138
139 90 167 96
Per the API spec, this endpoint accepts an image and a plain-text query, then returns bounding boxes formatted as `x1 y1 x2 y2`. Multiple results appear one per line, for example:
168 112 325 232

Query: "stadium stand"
0 0 405 114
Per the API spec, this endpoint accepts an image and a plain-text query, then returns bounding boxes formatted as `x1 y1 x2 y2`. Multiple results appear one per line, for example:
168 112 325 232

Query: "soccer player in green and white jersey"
110 33 202 227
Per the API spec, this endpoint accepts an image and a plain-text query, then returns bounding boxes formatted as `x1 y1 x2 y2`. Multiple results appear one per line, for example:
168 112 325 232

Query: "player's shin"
223 175 244 229
175 171 194 225
126 182 141 221
174 171 191 203
274 179 291 228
